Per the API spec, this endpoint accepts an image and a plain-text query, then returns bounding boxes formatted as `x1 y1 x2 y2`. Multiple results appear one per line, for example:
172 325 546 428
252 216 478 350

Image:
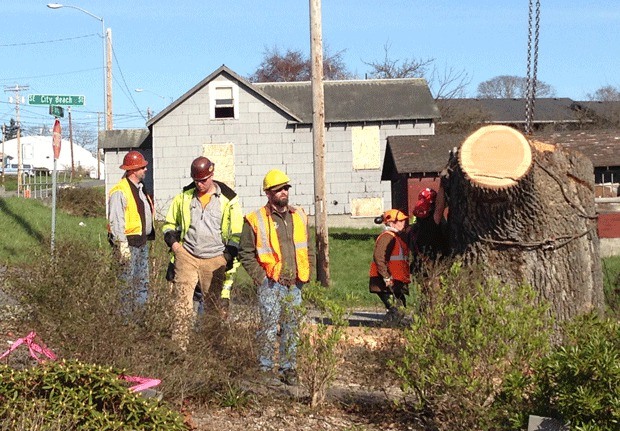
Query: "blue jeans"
257 278 302 373
120 243 149 315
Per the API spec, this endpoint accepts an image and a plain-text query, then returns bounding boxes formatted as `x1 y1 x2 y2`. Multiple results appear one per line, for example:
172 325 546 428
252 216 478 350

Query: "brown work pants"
171 247 226 351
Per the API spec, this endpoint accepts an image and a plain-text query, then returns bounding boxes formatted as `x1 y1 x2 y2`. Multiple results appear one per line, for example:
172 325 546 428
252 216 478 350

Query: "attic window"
214 87 234 118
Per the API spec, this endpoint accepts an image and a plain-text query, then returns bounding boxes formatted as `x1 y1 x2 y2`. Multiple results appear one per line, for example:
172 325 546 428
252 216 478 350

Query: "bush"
500 314 620 431
0 360 186 430
391 262 553 431
58 186 106 218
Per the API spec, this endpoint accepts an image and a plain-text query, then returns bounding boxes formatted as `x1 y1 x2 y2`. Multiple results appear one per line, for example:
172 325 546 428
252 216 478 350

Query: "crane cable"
525 0 540 136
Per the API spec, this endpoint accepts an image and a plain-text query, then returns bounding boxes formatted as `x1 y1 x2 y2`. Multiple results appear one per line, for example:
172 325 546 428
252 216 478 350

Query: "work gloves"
223 245 238 271
118 242 131 262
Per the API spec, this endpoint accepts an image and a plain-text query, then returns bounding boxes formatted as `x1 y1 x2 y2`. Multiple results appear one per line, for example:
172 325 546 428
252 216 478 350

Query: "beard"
273 195 289 208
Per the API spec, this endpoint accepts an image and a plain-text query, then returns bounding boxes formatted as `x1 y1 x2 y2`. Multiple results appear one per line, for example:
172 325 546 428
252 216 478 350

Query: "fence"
17 171 73 199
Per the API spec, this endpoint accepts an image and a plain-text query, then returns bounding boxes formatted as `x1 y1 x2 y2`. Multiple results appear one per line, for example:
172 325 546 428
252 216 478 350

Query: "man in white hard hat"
239 169 315 386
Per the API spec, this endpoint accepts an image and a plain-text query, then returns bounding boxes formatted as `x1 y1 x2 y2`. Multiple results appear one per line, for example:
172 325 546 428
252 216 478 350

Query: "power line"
0 33 98 47
0 68 101 83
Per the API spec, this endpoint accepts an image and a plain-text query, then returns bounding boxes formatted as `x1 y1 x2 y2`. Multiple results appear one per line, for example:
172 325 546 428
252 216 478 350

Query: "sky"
1 0 619 136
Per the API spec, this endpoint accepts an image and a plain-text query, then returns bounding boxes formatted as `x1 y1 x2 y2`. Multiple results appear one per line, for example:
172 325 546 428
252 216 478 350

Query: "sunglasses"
271 185 291 193
194 176 212 183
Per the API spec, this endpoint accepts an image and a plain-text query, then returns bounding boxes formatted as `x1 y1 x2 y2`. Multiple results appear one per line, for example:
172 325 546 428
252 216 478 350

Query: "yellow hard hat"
263 169 290 191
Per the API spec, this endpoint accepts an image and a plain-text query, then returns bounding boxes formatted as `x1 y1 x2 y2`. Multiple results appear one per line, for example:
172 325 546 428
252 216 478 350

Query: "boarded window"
350 197 384 217
351 126 380 170
202 143 235 187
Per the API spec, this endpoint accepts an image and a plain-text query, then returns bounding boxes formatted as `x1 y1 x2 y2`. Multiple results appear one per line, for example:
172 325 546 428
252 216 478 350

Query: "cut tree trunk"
445 125 604 323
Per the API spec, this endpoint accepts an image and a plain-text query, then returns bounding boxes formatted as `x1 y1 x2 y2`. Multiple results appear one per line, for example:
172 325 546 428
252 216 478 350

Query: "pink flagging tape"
119 374 162 392
1 332 160 393
0 331 57 362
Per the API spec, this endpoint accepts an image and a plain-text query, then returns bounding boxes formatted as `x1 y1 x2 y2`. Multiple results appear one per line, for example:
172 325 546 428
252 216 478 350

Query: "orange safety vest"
108 178 154 237
245 206 310 283
369 230 411 283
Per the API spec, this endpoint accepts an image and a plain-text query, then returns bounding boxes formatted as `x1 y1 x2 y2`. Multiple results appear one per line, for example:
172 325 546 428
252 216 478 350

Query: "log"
445 125 604 323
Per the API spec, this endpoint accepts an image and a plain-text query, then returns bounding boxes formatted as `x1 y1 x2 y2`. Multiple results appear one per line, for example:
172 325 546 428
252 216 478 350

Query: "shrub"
500 314 620 431
391 262 553 431
58 186 106 218
0 360 186 430
298 283 349 408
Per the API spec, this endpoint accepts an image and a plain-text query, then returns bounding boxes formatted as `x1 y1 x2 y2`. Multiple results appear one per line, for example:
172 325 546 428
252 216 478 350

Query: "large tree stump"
445 125 604 323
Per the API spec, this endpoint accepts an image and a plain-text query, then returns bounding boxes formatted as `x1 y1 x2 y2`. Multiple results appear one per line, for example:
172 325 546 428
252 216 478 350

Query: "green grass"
1 196 618 312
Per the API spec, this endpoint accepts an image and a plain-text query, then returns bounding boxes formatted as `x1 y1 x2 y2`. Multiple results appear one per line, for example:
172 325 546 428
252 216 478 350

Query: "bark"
444 126 604 323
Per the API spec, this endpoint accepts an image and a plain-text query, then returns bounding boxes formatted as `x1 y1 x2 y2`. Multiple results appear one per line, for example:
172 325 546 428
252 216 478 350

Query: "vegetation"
476 75 556 98
1 195 619 429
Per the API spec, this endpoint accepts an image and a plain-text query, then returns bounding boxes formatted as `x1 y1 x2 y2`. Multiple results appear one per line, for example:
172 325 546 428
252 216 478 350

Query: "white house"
2 135 103 178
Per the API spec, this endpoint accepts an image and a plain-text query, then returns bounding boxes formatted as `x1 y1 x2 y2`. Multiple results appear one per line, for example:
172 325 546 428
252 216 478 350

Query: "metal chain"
525 0 540 135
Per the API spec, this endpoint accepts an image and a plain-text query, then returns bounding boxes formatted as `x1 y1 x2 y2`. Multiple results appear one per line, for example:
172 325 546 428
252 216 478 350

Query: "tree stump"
445 125 604 323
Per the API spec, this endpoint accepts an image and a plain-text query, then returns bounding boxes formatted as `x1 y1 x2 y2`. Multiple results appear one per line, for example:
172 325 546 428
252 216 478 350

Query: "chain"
525 0 540 135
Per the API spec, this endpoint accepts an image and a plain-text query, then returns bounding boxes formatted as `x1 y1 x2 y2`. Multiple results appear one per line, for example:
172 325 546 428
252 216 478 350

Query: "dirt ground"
184 326 416 431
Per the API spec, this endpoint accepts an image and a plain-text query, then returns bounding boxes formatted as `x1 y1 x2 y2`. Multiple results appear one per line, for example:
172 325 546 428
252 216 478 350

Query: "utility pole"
68 106 75 179
106 28 113 130
1 124 5 187
309 0 330 286
4 84 29 197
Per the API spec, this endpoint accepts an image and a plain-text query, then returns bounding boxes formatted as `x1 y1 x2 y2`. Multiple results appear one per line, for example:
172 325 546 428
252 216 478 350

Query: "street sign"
52 119 62 159
28 94 85 106
49 105 64 118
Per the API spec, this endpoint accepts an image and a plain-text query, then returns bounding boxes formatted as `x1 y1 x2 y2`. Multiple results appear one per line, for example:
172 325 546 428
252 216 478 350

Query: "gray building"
101 65 440 222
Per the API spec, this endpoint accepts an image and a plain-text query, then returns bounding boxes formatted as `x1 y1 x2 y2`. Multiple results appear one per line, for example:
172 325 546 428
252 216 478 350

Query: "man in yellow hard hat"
239 169 315 386
162 156 243 352
107 150 155 316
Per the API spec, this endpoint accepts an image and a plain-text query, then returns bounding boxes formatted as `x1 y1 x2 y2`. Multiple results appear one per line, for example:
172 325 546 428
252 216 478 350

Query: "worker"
369 209 411 326
162 156 243 351
239 169 314 386
107 150 155 316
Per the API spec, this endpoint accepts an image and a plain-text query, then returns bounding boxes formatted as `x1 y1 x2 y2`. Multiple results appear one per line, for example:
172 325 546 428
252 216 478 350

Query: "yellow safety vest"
245 206 310 283
108 178 153 237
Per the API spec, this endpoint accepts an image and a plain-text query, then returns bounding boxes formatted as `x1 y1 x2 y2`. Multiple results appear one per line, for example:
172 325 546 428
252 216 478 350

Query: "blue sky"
2 0 619 134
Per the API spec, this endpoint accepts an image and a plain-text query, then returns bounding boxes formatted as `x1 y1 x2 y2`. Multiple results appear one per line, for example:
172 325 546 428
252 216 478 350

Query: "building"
101 65 440 223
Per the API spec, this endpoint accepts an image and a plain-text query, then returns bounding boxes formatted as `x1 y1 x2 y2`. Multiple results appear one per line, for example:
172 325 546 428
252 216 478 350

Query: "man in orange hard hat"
108 150 155 316
239 169 315 386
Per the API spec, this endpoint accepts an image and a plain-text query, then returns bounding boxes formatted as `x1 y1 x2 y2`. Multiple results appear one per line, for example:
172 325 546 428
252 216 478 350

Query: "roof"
256 78 440 123
533 130 620 167
575 101 620 124
146 65 439 127
437 98 584 124
99 129 151 150
382 134 466 180
382 129 620 179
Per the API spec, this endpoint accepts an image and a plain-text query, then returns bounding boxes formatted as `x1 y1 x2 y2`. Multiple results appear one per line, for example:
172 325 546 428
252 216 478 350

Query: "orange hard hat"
191 156 215 180
120 150 148 171
380 209 408 224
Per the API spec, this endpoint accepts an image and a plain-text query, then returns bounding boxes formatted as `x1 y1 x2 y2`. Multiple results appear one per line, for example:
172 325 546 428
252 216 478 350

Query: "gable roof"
147 65 302 127
437 98 584 125
146 65 440 127
256 78 440 124
382 129 620 180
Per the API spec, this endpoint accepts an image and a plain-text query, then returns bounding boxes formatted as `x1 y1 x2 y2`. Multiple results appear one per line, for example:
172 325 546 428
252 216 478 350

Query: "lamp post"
135 88 173 120
47 3 110 179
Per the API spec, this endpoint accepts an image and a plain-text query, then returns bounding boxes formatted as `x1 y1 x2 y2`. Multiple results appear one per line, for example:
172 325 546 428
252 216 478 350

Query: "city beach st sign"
28 94 85 106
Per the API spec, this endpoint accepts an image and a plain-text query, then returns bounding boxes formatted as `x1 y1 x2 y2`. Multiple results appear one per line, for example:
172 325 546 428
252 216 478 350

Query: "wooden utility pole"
68 107 75 179
4 84 29 197
106 28 113 130
309 0 330 286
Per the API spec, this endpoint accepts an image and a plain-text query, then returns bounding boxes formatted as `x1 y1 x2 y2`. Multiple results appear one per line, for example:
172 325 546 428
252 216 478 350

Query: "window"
214 87 234 118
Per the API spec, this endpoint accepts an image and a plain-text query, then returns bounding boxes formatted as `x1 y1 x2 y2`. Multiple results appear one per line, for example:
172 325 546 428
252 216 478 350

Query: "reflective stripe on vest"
369 230 411 283
246 206 310 283
108 178 143 236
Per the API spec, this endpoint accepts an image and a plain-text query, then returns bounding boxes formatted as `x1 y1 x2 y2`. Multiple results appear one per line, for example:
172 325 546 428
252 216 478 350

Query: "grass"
0 195 618 312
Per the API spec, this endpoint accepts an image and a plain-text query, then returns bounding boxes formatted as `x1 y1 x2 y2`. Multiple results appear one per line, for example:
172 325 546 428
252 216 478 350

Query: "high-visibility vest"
369 230 411 283
245 206 310 283
108 178 153 237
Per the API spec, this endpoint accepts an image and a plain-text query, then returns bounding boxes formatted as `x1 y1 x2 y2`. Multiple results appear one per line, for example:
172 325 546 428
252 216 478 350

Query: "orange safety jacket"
369 230 411 283
245 206 310 283
108 177 154 237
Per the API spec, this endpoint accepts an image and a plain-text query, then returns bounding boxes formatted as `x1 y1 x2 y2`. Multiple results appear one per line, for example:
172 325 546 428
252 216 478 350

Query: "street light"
47 3 109 130
47 3 109 180
135 88 173 104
